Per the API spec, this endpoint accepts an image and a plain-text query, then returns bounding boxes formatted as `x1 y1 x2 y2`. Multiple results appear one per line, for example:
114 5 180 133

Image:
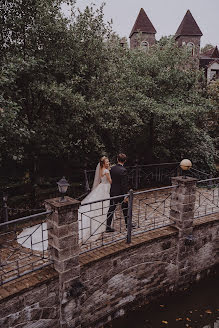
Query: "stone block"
50 234 79 250
59 266 80 285
8 309 26 326
39 295 58 308
24 286 48 306
0 298 25 318
178 203 195 213
178 194 196 204
41 307 58 319
50 223 78 238
54 257 79 273
180 211 195 221
0 316 10 328
57 212 77 226
183 220 193 229
50 247 71 261
169 209 180 220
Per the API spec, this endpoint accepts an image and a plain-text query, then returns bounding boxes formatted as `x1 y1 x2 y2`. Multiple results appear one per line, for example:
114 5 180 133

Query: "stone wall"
79 215 218 327
0 267 59 328
192 217 219 274
0 177 218 328
175 35 201 68
0 215 218 328
80 230 178 327
130 32 156 49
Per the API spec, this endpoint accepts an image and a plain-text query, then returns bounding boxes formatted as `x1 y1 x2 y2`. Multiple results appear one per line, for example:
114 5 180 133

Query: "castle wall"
0 215 218 328
0 178 218 328
130 33 156 49
79 216 218 327
0 268 59 328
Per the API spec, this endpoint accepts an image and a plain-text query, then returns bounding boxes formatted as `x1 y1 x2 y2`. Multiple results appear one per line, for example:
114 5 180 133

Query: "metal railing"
78 185 177 254
84 162 214 192
1 175 218 283
195 177 219 218
127 163 180 190
79 175 219 253
84 162 181 192
186 167 212 181
0 210 53 286
133 185 177 236
78 193 130 253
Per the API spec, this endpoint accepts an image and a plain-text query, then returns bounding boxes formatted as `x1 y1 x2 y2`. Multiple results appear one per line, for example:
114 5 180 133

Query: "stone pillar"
45 196 81 328
170 177 197 286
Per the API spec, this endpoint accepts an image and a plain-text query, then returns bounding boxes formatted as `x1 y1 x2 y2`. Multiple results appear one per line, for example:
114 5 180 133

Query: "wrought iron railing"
84 162 214 193
1 175 218 281
84 162 181 192
133 185 177 236
78 194 129 253
79 175 219 253
187 167 212 181
126 163 180 190
0 210 53 286
195 177 219 218
78 185 177 254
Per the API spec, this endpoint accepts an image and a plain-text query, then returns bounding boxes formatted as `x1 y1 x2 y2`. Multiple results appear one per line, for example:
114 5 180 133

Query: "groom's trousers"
106 196 128 228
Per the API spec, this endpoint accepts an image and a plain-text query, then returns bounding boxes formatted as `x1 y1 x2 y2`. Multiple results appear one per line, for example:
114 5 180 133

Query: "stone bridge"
0 177 218 328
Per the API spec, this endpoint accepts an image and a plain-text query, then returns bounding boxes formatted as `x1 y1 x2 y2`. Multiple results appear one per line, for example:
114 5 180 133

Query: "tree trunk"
148 114 154 163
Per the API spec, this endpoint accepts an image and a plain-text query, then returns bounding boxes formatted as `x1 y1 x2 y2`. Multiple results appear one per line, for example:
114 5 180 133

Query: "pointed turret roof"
201 46 219 59
175 10 203 38
129 8 156 38
211 46 219 58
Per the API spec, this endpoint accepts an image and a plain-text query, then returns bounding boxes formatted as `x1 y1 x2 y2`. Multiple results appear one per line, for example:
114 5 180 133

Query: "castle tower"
211 46 219 58
175 10 203 60
200 46 219 82
129 8 157 50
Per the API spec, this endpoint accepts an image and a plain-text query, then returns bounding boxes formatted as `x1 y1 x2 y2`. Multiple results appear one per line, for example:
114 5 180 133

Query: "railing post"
127 189 134 244
135 165 139 190
3 193 8 226
170 176 197 286
45 196 82 328
177 166 181 177
208 174 213 189
84 169 90 193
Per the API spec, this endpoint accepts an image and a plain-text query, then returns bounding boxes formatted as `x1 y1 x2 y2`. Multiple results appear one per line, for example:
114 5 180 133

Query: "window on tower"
187 42 195 56
141 41 149 52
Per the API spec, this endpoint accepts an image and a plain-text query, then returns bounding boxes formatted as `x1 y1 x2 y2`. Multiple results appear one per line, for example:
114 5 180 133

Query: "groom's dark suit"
106 164 129 228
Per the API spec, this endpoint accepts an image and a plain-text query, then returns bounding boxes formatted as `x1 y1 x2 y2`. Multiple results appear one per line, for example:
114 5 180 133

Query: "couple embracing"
79 153 129 243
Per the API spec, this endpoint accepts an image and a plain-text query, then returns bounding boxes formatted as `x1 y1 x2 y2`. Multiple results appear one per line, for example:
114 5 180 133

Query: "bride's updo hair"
100 156 108 168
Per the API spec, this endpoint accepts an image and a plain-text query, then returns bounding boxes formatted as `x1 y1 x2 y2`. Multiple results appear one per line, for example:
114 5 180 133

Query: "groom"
106 153 129 232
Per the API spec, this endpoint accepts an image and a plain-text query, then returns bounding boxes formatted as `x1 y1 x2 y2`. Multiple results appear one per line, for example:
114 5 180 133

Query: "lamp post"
57 177 70 202
180 159 192 179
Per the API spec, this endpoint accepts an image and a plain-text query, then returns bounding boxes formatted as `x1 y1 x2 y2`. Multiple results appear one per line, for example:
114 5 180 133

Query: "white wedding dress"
78 168 110 244
16 167 110 251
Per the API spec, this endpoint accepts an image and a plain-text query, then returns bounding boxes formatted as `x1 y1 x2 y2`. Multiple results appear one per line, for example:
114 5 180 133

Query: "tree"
107 37 216 170
0 0 80 181
0 2 217 182
0 1 133 178
201 44 214 54
206 81 219 163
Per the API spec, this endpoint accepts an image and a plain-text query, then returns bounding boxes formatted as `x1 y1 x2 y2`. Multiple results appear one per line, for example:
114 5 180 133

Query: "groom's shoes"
106 226 115 233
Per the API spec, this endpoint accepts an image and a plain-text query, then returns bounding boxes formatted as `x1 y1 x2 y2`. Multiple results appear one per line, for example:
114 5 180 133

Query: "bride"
78 156 112 244
17 156 111 251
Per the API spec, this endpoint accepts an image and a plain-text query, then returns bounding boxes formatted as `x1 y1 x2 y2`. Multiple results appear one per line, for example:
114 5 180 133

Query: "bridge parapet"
45 196 81 328
0 177 218 328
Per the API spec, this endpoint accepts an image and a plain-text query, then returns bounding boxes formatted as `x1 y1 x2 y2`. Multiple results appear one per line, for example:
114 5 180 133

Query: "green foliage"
201 44 214 54
0 1 217 179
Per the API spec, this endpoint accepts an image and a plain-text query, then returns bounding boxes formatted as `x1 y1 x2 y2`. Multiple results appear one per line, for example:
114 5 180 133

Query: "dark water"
108 276 219 328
